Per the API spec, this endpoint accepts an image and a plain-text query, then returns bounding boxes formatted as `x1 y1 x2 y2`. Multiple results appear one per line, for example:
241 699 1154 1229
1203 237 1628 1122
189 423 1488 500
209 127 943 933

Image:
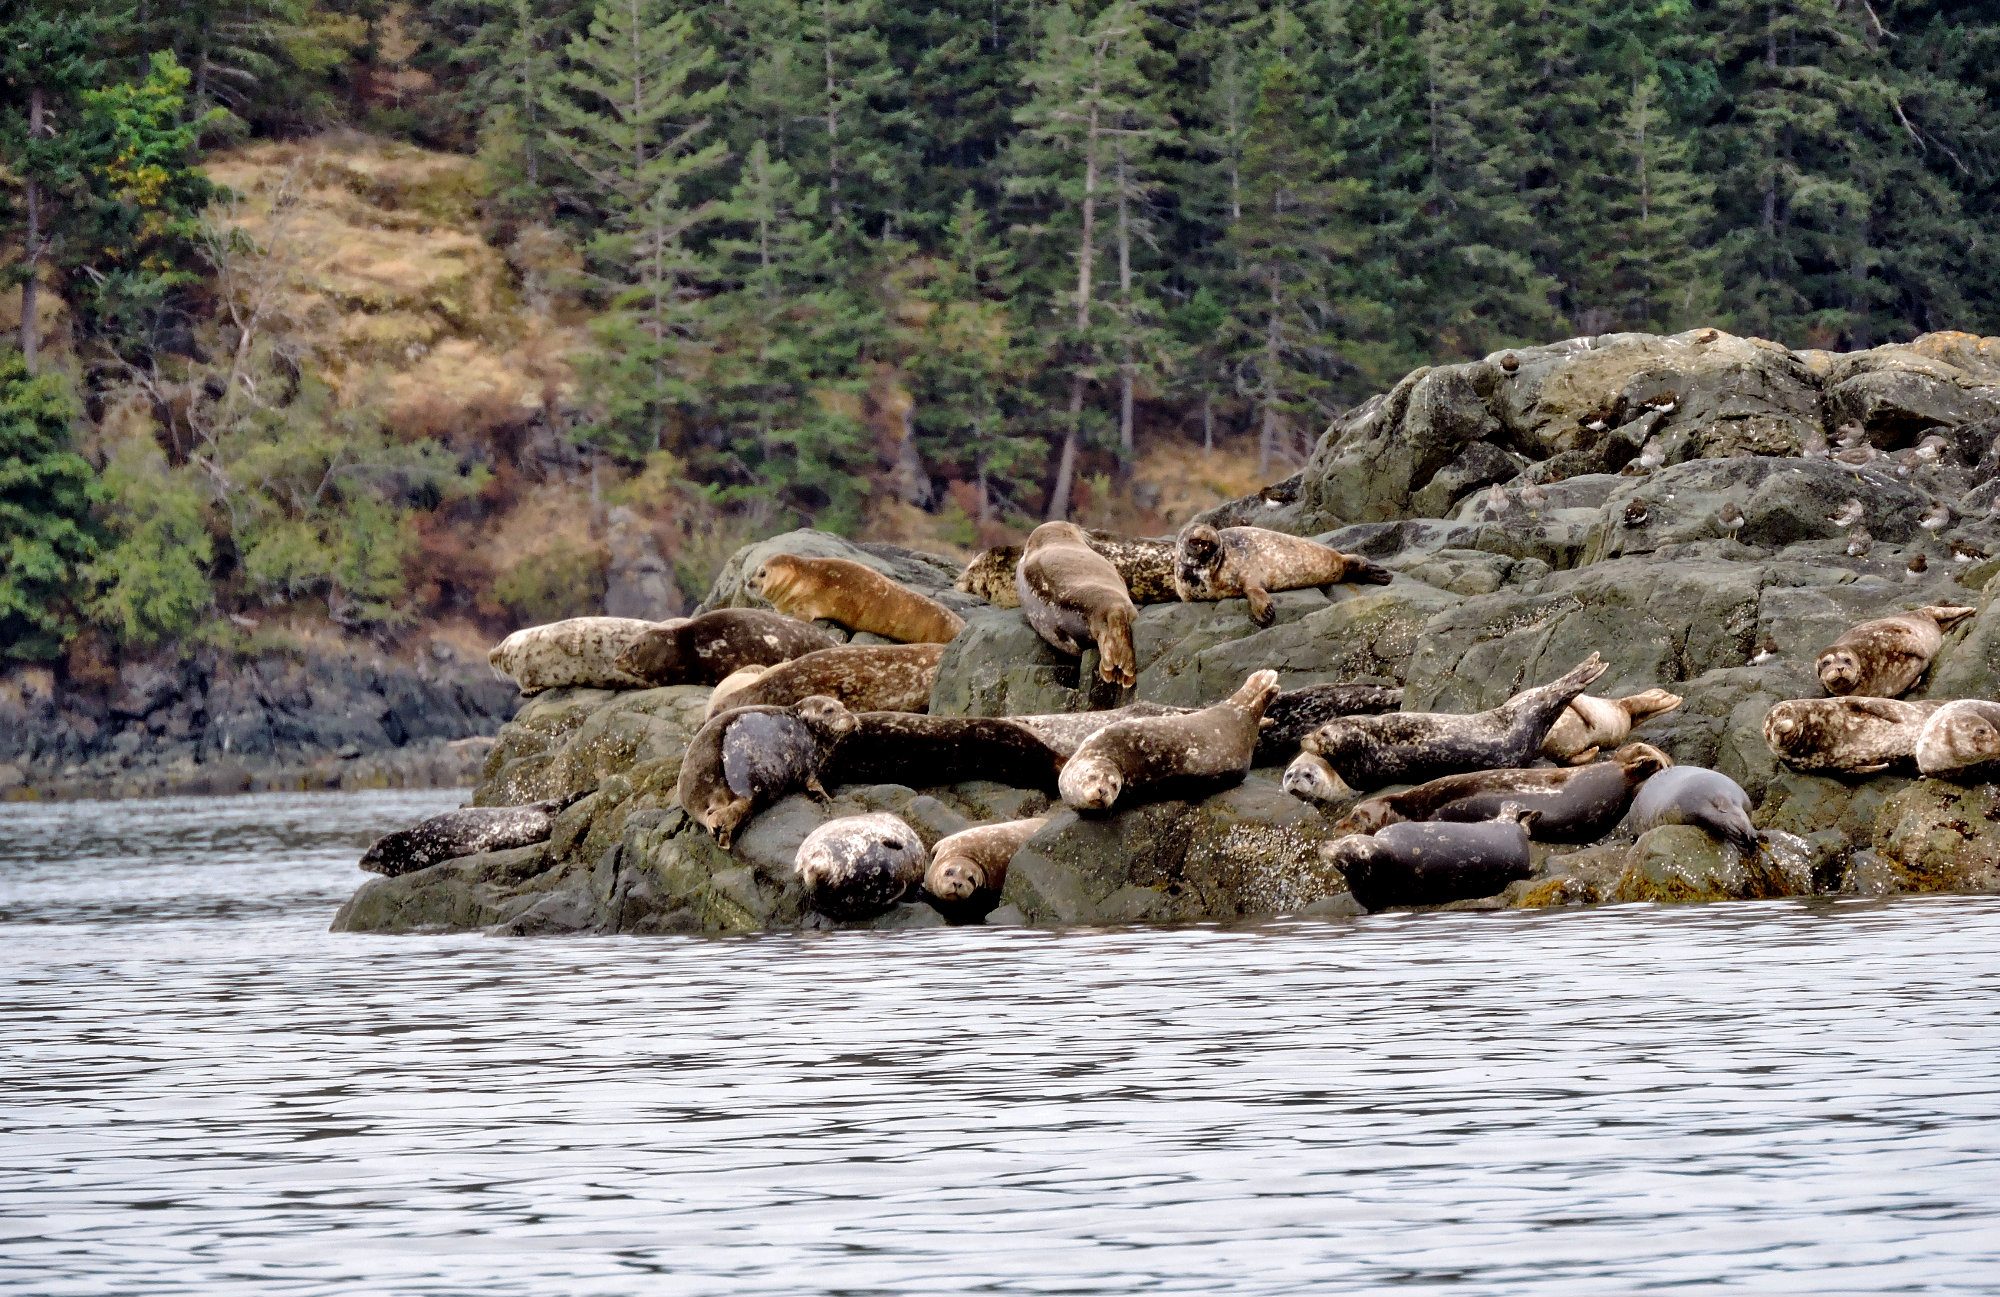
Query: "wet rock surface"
334 331 2000 933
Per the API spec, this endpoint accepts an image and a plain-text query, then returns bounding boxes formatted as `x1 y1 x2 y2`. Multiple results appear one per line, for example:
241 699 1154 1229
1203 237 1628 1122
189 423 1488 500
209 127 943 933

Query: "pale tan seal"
1336 743 1671 842
957 531 1178 608
923 816 1048 916
1914 700 2000 778
616 608 840 686
1173 524 1393 627
1016 521 1139 687
1815 604 1975 697
1282 752 1359 806
795 812 928 920
700 644 944 722
1058 669 1280 812
1541 688 1683 763
674 696 858 848
1764 697 1941 773
488 616 684 695
754 554 965 644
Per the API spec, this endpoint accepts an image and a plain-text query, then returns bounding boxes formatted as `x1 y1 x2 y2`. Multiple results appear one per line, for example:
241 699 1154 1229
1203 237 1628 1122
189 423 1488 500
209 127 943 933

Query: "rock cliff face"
333 329 2000 934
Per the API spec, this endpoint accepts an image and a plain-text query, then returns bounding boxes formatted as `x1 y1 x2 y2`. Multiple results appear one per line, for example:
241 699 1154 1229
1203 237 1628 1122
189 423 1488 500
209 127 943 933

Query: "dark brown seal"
1541 688 1683 764
616 608 840 686
1058 670 1280 812
1294 654 1609 790
958 531 1178 608
1323 806 1538 911
1915 700 2000 778
1336 743 1671 843
701 643 945 722
1764 697 1941 773
826 713 1069 790
1815 604 1975 698
1016 521 1139 687
675 696 858 848
359 792 587 876
1174 524 1393 627
795 812 928 920
754 554 965 644
923 816 1049 918
1258 683 1405 761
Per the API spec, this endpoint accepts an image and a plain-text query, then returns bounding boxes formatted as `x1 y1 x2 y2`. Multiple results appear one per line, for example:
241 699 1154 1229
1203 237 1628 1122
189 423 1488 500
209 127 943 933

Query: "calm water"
3 791 1999 1296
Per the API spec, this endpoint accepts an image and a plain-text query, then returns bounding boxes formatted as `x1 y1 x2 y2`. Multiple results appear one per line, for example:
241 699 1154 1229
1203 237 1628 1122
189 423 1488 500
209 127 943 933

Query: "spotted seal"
705 665 771 716
1322 805 1539 911
488 616 683 695
358 793 587 876
1282 752 1359 807
1336 743 1672 842
795 813 928 919
1016 521 1140 687
675 696 859 848
1541 688 1683 764
616 608 840 686
1914 699 2000 778
1621 765 1759 854
700 643 944 722
1815 604 1975 698
1058 670 1280 812
1173 524 1393 627
754 554 965 644
1258 683 1405 761
1764 697 1942 773
826 713 1069 790
1290 654 1610 791
923 816 1049 918
957 531 1178 608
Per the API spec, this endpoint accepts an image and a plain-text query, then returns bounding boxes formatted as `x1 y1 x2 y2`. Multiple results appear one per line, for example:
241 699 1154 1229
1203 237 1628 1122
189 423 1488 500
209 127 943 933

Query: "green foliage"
492 534 609 622
86 436 214 648
0 357 99 661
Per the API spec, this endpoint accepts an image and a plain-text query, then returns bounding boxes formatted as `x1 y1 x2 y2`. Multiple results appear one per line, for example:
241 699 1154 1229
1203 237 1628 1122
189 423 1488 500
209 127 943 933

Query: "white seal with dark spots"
359 794 584 877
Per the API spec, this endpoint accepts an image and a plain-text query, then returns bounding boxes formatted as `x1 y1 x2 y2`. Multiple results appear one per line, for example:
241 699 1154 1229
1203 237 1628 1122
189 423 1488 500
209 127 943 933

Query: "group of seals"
1336 743 1670 843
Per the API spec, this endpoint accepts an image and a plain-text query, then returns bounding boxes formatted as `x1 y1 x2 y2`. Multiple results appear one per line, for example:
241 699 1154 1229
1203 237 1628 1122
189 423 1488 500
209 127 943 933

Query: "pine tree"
1587 73 1718 333
0 355 99 662
798 0 913 239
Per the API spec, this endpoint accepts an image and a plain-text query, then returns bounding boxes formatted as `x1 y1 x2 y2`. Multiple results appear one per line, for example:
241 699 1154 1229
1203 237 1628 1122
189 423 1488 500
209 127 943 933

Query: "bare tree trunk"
1049 376 1085 523
1048 100 1101 522
21 87 43 372
823 0 842 222
1202 393 1213 456
1115 147 1135 464
1259 285 1281 475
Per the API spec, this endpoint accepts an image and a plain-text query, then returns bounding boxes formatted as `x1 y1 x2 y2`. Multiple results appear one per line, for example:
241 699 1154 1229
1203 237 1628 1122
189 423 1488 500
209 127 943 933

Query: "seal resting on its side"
488 616 682 695
1815 605 1975 698
700 643 945 722
1016 521 1140 687
923 816 1048 918
1007 702 1189 757
359 794 586 876
1336 743 1672 842
1322 805 1539 911
675 696 859 848
1292 654 1609 791
1059 670 1281 812
754 554 965 644
795 813 927 920
1621 765 1760 854
1257 683 1405 761
827 713 1069 790
1764 697 1941 773
1173 524 1393 627
616 608 840 686
958 532 1178 608
1541 688 1683 764
1914 699 2000 778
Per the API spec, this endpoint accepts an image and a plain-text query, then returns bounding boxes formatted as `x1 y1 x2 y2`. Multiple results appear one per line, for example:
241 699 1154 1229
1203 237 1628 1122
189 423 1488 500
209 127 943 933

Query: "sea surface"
3 790 1999 1296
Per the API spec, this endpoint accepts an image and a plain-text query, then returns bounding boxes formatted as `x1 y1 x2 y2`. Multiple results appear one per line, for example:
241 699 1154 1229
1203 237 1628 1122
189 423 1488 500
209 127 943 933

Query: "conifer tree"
1587 73 1717 333
0 355 98 661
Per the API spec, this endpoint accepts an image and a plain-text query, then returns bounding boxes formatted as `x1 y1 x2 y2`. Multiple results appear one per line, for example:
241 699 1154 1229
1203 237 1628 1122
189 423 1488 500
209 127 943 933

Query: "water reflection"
3 792 1999 1294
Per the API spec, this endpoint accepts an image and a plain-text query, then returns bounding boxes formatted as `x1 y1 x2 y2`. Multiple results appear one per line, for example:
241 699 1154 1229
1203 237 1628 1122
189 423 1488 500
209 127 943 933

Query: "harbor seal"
1815 604 1975 697
1622 765 1759 854
827 713 1069 790
1296 654 1609 790
923 816 1049 917
1059 669 1280 812
754 554 965 644
795 812 927 920
488 617 681 695
1282 752 1359 806
675 696 859 848
1258 683 1405 761
1541 688 1683 764
1914 699 2000 778
1016 521 1139 687
1322 806 1538 911
705 665 770 716
1008 702 1189 757
700 643 945 722
957 531 1178 608
1336 743 1671 843
1764 697 1941 773
616 608 840 686
358 793 586 876
1173 524 1393 627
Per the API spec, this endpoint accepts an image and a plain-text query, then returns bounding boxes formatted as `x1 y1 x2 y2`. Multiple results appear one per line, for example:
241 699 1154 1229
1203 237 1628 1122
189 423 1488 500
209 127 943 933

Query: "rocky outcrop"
335 329 2000 933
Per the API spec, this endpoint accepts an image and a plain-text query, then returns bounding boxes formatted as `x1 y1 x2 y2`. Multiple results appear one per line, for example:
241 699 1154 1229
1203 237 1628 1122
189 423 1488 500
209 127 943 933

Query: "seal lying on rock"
958 532 1178 608
1337 743 1671 842
754 554 965 644
827 714 1069 790
617 609 840 686
1914 699 2000 778
1541 689 1683 764
1008 702 1189 757
1016 521 1140 687
1815 605 1975 697
1059 670 1281 812
488 617 682 695
358 794 587 876
676 697 859 848
1258 683 1405 761
796 813 927 920
923 816 1048 917
700 644 945 722
1764 697 1941 773
1322 806 1539 911
1283 752 1359 807
1172 524 1393 627
1621 765 1760 854
1292 654 1609 791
